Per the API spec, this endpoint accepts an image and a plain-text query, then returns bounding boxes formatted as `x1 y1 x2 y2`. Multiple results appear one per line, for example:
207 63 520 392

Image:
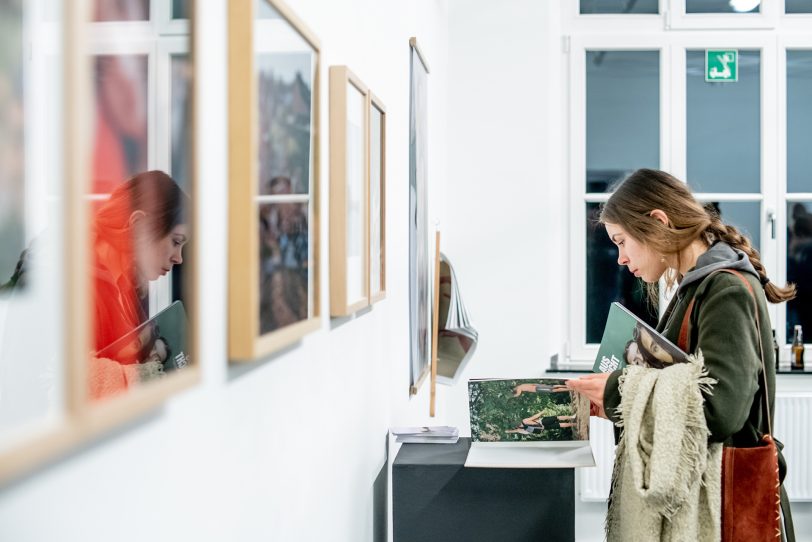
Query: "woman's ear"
650 209 669 226
127 210 146 229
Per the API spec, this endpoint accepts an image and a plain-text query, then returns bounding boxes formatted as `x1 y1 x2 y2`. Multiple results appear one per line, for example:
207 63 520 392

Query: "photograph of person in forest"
468 379 589 442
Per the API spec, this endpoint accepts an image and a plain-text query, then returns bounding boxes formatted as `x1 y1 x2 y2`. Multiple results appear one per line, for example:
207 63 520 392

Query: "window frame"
565 17 795 368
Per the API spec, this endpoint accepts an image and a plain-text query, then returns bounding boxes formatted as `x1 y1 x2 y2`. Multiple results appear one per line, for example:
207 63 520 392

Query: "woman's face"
135 223 188 282
605 222 667 283
625 341 645 366
638 327 675 365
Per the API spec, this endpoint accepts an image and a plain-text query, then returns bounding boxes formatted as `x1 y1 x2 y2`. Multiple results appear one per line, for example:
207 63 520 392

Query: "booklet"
593 302 688 373
95 300 189 371
465 378 595 468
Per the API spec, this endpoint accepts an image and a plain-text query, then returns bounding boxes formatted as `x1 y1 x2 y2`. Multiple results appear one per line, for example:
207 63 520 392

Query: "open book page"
467 378 589 443
593 302 688 373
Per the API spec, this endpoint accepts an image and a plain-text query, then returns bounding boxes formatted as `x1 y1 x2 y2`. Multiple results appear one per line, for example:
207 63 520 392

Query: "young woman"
90 170 189 398
567 168 794 540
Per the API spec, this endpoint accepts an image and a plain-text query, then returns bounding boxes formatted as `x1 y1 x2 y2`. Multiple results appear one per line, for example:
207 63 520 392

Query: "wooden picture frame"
0 0 200 484
368 93 386 303
329 66 370 317
228 0 321 360
408 37 431 395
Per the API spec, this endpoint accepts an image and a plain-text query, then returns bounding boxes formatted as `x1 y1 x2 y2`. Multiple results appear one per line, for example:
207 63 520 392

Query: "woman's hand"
565 373 610 411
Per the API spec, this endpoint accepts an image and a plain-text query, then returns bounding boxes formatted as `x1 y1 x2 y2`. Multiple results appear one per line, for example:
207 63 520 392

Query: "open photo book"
593 302 688 373
464 378 595 468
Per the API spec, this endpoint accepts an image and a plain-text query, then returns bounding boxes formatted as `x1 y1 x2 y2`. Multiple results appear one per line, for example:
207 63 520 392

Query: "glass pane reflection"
586 203 658 344
0 0 65 448
94 0 149 21
686 0 760 13
687 50 760 193
787 51 812 194
786 0 812 13
580 0 658 14
92 55 148 194
259 201 309 334
787 202 812 342
257 53 313 196
586 50 659 193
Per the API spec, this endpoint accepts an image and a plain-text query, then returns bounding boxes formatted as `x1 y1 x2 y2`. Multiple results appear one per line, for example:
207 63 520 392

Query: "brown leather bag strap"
677 269 772 436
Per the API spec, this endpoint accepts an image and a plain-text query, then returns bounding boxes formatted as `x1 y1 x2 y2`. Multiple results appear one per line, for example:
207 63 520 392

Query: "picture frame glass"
0 0 67 450
86 0 194 403
409 41 430 390
94 0 150 22
345 81 366 305
255 0 317 336
369 103 384 297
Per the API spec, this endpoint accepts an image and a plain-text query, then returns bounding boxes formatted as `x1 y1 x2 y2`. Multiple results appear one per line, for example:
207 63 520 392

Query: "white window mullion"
669 38 688 183
568 37 588 367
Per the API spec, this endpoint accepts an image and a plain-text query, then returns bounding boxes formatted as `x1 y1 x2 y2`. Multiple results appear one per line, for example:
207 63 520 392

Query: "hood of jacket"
676 241 758 295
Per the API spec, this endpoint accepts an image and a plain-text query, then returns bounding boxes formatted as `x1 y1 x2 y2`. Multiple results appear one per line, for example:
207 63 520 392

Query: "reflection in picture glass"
89 171 191 401
94 0 149 21
0 0 25 289
257 53 313 196
171 54 192 191
172 0 190 20
87 11 193 402
259 198 309 334
346 83 365 304
92 55 148 194
370 106 383 295
0 0 66 450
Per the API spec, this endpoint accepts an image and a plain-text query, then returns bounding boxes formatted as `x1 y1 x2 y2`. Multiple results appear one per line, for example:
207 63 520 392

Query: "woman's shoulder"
694 269 758 298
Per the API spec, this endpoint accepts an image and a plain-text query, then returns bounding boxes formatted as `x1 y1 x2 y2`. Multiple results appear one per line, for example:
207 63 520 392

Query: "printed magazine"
593 302 688 373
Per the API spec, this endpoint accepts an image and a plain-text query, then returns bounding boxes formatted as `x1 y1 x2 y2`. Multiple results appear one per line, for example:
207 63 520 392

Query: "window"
565 4 812 367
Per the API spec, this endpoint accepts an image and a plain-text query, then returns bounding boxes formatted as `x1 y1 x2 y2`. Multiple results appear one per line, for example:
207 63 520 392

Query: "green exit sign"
705 50 738 82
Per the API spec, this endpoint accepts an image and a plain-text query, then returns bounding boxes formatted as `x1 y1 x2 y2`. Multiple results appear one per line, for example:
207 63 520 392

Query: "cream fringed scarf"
606 352 723 542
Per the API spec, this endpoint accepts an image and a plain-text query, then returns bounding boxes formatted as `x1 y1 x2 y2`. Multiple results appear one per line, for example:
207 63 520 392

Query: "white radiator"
579 393 812 502
580 417 614 502
774 393 812 501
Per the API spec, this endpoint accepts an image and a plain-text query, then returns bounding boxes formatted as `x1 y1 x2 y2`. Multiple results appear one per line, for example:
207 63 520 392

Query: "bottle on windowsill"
791 325 805 372
772 329 780 372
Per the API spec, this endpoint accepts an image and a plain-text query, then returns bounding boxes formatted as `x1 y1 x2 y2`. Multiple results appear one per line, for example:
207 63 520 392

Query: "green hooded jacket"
602 241 793 539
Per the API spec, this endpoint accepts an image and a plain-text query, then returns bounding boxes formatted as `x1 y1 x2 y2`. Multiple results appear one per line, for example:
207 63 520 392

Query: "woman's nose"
617 252 628 265
171 248 183 265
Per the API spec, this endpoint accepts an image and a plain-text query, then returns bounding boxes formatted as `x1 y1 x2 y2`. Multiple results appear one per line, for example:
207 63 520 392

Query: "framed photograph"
368 93 386 303
409 37 430 395
0 0 200 483
0 0 71 483
73 0 200 414
228 0 321 360
329 66 369 316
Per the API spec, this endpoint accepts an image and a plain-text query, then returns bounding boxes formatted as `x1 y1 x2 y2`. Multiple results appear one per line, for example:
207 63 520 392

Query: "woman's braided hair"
600 168 795 304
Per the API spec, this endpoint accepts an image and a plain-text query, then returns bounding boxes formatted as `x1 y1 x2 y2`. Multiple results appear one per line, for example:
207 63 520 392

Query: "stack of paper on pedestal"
391 426 460 444
436 253 478 385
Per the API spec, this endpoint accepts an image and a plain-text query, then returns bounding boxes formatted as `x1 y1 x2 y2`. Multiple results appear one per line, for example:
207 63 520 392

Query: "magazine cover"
593 302 688 373
95 300 189 372
467 378 589 443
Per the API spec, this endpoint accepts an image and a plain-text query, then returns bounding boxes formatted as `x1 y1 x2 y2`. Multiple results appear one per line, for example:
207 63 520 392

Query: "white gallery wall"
1 2 810 542
0 1 450 541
